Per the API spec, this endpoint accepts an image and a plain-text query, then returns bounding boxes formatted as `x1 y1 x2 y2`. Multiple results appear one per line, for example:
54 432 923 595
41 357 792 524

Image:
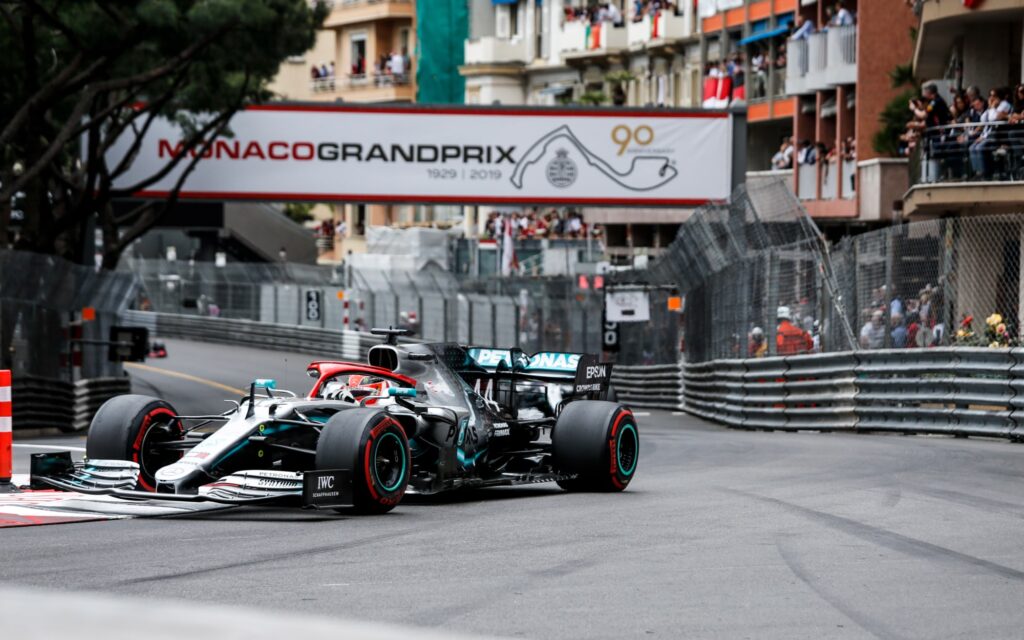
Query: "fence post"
766 249 779 357
0 370 11 491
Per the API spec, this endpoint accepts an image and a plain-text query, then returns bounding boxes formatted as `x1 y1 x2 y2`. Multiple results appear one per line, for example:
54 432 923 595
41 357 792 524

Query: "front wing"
29 452 352 508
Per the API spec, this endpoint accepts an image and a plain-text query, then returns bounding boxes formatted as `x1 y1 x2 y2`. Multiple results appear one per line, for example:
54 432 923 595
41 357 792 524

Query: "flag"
501 216 519 276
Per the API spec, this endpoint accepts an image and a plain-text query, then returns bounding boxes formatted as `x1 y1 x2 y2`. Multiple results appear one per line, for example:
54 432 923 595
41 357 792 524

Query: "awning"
737 14 794 46
539 84 571 96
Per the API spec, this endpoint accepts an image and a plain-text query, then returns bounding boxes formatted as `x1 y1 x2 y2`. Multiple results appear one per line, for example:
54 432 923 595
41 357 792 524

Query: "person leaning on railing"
968 88 1012 180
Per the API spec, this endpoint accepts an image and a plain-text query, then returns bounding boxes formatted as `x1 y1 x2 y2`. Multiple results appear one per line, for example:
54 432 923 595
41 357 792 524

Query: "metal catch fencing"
1 250 136 380
636 179 1024 365
125 258 609 359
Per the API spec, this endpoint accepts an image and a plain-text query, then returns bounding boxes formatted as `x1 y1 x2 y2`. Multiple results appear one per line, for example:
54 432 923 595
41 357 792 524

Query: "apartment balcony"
324 0 413 28
310 73 414 102
785 26 857 95
626 10 693 49
465 35 530 65
794 159 858 219
562 21 628 61
902 122 1024 218
915 0 1024 79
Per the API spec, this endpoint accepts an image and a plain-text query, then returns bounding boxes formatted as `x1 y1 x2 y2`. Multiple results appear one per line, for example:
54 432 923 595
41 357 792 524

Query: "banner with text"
111 104 734 206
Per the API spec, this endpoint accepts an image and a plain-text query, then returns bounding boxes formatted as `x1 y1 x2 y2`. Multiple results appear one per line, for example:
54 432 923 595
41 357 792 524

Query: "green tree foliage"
0 0 326 267
871 59 918 156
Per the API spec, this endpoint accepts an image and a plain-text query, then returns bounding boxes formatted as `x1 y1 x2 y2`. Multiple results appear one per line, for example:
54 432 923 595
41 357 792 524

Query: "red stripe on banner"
242 103 730 119
0 404 10 418
0 371 9 386
133 191 716 207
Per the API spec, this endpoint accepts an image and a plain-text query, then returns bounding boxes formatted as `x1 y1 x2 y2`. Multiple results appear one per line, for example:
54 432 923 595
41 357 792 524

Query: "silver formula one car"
32 329 638 514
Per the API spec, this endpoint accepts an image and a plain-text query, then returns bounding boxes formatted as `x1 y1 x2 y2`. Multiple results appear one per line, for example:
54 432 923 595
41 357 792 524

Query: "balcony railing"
785 26 857 95
561 20 628 56
465 35 529 64
914 121 1024 185
309 73 411 93
626 10 692 47
797 159 857 201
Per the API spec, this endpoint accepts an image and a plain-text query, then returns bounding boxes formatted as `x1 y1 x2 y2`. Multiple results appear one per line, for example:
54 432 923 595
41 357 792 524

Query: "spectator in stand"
774 41 786 71
771 136 794 170
751 48 767 98
950 92 970 123
905 311 922 348
830 1 854 27
913 82 951 128
748 327 767 358
1009 83 1024 123
310 64 320 81
776 306 813 355
791 14 816 40
859 309 885 349
604 2 623 26
891 312 908 348
970 87 1012 180
390 50 406 83
910 83 951 180
796 139 815 165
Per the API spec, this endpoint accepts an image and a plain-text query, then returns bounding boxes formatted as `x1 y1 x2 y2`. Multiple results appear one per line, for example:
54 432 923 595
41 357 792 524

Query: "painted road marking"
633 412 651 416
125 362 245 395
14 444 86 452
672 412 685 415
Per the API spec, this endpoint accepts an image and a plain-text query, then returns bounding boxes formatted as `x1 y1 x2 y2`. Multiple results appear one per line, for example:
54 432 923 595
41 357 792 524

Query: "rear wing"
465 347 613 400
467 348 581 379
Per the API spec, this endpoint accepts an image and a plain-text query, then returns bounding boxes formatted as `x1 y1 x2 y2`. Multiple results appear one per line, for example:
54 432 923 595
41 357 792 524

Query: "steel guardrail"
678 348 1024 440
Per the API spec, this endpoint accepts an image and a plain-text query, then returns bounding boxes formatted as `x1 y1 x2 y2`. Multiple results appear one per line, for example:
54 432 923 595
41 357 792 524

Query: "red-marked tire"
553 401 638 492
316 409 410 514
86 395 183 491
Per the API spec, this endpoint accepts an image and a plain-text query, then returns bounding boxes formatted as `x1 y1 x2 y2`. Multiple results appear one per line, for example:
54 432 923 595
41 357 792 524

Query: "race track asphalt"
4 338 1024 639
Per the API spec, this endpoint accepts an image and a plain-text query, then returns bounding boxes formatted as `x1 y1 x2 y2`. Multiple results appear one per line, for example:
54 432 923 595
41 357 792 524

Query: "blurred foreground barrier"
682 347 1024 440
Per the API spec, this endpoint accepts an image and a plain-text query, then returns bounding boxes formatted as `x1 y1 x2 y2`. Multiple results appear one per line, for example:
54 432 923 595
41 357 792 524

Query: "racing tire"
553 401 637 492
86 394 183 492
316 409 410 514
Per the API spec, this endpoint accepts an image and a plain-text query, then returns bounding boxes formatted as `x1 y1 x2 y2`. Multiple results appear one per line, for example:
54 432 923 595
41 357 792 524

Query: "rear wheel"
86 395 183 491
316 409 410 514
553 401 637 492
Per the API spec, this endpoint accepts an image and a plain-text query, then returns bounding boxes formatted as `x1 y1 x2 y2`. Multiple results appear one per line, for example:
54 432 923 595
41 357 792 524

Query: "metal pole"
766 249 779 357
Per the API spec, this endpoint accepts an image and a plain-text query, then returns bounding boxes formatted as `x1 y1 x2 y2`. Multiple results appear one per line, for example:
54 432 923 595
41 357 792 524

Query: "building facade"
461 0 921 249
268 0 467 261
903 0 1024 219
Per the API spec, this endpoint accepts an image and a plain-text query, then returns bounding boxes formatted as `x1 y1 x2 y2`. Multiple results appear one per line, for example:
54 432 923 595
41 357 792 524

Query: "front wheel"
316 409 410 514
553 401 638 492
86 394 183 491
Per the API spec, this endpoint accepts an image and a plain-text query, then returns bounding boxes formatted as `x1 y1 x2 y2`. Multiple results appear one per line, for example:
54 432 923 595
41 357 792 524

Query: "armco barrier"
73 377 132 432
609 363 684 410
682 348 1024 440
10 375 74 431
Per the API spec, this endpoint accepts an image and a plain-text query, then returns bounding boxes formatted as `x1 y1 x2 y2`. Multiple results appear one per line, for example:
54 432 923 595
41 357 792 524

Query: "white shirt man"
389 52 405 77
792 16 815 40
832 7 853 26
605 2 621 24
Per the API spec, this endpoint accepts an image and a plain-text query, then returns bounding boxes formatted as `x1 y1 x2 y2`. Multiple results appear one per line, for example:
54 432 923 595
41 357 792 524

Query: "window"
350 32 367 77
510 2 520 37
